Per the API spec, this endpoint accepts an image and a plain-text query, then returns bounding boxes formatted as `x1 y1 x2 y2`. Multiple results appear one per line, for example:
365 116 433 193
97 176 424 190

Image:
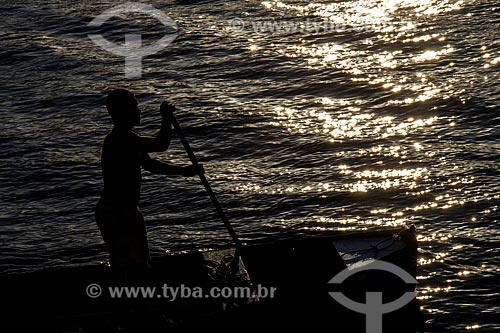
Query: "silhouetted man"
95 88 201 281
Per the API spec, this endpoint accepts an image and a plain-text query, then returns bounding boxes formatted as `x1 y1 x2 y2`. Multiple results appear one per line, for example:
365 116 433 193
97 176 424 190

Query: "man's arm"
137 102 174 152
141 152 202 176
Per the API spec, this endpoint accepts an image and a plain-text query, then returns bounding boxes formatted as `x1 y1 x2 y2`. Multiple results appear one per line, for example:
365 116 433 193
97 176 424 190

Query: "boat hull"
2 225 421 332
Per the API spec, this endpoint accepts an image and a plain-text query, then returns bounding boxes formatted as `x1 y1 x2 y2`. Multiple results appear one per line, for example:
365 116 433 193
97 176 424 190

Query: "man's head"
106 88 140 127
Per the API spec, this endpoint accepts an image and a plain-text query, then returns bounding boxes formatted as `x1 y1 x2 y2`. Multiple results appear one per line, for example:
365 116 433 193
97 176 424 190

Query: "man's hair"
106 88 135 121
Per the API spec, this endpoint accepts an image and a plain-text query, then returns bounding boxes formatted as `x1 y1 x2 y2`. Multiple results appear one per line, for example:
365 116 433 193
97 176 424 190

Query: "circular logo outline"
328 260 418 314
87 2 179 78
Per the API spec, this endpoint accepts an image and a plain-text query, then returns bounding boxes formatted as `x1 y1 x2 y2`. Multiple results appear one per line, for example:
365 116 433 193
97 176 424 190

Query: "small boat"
2 224 421 332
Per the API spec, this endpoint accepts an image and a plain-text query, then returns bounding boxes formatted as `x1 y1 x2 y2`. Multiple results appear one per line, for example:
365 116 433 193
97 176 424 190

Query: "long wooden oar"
170 113 243 271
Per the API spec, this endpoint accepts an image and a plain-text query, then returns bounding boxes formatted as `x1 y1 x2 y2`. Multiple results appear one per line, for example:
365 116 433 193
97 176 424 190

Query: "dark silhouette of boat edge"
2 225 424 332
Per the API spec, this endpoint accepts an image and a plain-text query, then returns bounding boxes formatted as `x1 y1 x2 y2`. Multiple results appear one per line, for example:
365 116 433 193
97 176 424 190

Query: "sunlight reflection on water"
1 0 499 330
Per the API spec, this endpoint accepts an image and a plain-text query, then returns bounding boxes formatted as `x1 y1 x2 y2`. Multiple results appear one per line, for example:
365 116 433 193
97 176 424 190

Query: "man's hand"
160 101 175 119
182 164 205 177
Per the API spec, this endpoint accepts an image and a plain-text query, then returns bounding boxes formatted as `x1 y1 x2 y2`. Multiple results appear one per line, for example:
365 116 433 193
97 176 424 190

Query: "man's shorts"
95 199 151 269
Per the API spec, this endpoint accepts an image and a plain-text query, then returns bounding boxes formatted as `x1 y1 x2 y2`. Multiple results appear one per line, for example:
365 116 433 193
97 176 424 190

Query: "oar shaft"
170 114 242 249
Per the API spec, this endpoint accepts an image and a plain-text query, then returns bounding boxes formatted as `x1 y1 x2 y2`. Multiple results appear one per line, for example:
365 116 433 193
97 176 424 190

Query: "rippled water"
1 0 499 331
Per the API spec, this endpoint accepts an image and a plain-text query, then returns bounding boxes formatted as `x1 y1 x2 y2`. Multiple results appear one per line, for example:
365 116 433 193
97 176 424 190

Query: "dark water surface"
1 0 499 331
